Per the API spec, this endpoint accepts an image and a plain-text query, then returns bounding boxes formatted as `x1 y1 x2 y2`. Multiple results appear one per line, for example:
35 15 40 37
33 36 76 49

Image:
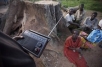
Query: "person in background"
75 4 85 24
64 29 88 67
0 31 36 67
98 19 102 29
65 9 79 32
98 19 102 48
81 12 98 34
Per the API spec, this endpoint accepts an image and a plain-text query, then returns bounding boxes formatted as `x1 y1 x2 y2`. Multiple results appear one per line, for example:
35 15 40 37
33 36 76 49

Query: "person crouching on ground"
64 29 88 67
65 9 80 32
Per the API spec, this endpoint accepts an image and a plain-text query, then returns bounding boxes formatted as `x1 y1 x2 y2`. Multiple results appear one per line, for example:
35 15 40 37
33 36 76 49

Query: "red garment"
64 36 88 67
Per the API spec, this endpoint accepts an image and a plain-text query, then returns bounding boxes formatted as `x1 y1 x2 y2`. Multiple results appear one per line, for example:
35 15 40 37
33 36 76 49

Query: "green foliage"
29 0 39 2
60 0 102 12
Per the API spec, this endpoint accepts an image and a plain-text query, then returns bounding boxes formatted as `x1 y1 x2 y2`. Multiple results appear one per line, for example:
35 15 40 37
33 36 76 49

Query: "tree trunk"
1 1 72 67
22 1 71 67
3 0 25 35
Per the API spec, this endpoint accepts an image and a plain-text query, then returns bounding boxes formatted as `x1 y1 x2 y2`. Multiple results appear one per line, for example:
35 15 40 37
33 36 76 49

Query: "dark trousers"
80 26 92 34
68 24 79 33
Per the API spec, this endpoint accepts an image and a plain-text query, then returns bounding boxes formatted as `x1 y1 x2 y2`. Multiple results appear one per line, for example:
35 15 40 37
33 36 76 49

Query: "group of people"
64 3 102 67
0 3 102 67
65 4 99 34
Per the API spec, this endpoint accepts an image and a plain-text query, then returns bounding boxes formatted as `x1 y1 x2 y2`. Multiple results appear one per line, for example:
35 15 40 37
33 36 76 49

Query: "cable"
48 16 63 37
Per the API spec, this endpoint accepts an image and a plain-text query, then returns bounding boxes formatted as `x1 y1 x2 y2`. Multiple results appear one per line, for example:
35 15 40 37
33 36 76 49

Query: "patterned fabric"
81 37 96 48
80 31 96 48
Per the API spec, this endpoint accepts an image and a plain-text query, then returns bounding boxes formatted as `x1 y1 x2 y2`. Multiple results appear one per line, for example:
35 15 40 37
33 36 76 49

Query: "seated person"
64 9 79 32
75 4 85 24
98 19 102 29
64 29 88 67
81 12 98 34
98 20 102 48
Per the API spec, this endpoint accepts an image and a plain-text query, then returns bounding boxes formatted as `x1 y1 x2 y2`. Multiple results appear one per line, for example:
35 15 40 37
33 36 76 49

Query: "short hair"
92 12 98 16
69 9 75 14
72 29 80 34
69 9 74 12
80 3 84 7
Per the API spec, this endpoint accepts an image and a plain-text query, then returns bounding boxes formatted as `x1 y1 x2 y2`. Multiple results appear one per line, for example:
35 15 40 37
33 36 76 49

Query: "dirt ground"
0 4 102 67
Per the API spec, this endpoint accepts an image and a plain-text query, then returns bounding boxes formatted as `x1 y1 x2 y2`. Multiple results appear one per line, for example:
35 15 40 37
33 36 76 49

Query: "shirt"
75 9 85 21
98 19 102 29
65 14 75 27
82 17 98 30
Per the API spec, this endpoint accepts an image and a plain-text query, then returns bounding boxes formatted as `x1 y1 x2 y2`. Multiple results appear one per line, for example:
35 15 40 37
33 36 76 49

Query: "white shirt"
98 19 102 29
65 14 75 27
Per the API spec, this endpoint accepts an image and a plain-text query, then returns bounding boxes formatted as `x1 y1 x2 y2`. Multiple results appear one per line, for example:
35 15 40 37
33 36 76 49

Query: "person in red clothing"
64 29 88 67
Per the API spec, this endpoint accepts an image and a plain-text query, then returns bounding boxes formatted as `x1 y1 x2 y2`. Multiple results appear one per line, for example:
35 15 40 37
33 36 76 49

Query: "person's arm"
74 10 78 20
68 47 82 58
82 17 89 27
68 47 76 50
72 15 80 26
68 47 76 52
82 10 85 18
77 38 83 58
68 47 81 53
68 21 79 27
93 19 98 29
80 31 88 39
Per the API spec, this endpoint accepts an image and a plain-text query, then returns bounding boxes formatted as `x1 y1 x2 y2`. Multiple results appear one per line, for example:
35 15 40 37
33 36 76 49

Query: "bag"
87 29 102 43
